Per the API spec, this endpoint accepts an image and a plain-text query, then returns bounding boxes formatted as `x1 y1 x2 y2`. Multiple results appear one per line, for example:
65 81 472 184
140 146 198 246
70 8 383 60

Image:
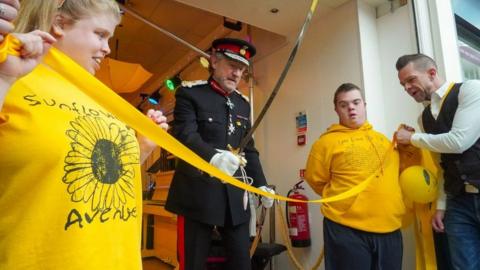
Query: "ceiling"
175 0 387 35
110 0 388 105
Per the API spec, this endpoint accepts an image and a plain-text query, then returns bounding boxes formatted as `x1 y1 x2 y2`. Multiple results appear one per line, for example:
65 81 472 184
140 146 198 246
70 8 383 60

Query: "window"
452 0 480 80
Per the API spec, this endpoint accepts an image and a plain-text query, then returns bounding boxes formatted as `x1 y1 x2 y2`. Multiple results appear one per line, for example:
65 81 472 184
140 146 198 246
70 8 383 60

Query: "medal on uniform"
226 97 234 109
228 120 235 135
226 97 236 135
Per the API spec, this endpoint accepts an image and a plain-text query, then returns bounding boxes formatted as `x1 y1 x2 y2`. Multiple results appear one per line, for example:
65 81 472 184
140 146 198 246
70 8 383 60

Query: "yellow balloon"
399 166 438 203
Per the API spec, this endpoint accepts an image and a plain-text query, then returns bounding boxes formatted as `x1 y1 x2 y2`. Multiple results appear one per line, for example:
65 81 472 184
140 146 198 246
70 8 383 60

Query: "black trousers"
323 218 403 270
433 230 454 270
177 215 251 270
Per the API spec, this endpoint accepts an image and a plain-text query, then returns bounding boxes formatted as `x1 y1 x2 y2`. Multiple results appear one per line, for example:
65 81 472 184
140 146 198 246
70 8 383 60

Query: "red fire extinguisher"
286 170 311 247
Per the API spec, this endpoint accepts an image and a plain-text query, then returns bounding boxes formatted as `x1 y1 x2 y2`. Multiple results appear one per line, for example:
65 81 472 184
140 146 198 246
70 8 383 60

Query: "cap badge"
240 47 247 56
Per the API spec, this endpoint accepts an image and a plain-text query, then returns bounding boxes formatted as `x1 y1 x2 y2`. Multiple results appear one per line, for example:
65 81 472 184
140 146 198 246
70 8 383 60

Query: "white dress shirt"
413 80 480 209
412 80 480 153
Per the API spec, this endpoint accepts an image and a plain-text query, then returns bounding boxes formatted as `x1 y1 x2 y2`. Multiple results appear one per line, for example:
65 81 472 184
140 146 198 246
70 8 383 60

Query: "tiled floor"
142 257 175 270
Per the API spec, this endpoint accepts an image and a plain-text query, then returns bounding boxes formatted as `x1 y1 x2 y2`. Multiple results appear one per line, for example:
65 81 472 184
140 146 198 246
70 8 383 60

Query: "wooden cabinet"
141 143 178 267
138 83 180 266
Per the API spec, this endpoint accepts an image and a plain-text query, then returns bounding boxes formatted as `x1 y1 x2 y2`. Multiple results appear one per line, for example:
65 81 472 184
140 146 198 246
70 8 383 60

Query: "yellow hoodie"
305 122 405 233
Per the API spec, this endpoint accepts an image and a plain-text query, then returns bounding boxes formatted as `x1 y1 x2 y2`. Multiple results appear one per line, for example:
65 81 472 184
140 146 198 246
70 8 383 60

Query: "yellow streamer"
0 34 21 62
42 47 396 203
1 29 393 204
276 202 324 270
310 0 319 13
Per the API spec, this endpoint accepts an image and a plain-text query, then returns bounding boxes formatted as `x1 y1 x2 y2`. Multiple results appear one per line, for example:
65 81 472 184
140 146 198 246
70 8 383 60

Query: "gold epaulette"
181 80 207 88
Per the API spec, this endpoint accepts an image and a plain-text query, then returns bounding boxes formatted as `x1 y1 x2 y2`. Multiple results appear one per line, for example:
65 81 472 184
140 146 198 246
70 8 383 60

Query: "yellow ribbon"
3 31 393 204
310 0 319 13
439 82 455 110
0 34 21 62
46 47 396 203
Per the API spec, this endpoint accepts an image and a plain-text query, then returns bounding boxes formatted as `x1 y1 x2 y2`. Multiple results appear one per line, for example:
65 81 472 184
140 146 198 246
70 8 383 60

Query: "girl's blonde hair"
14 0 121 33
58 0 121 24
14 0 57 32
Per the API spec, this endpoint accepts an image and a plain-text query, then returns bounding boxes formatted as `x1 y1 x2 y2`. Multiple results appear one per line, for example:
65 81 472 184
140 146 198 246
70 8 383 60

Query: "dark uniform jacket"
165 79 267 226
422 83 480 196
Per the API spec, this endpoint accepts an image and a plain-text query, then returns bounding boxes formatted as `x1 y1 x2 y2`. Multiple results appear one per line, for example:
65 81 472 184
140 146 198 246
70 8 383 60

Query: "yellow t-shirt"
305 122 405 233
0 51 142 269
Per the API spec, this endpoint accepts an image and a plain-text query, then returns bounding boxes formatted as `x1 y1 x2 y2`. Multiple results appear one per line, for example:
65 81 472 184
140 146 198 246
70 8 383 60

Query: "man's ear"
427 67 437 80
51 14 66 37
209 53 218 70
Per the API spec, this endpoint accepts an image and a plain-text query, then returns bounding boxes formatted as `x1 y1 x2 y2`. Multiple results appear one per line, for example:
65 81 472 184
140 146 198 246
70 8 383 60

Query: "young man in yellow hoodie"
305 83 405 270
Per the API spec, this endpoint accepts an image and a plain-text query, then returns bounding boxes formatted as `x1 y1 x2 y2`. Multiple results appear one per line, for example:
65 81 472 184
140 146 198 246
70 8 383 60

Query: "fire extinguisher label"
288 206 297 213
298 215 307 232
289 228 298 236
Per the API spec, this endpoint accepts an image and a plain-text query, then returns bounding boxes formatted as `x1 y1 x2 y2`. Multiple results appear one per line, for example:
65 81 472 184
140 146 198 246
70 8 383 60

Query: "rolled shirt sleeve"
411 80 480 154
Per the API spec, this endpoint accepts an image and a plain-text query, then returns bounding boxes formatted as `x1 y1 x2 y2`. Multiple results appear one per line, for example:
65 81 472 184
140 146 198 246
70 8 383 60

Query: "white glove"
259 186 275 208
209 149 245 176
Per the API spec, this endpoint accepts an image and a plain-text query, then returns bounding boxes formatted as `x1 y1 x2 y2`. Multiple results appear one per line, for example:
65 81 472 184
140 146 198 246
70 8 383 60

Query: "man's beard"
219 77 237 93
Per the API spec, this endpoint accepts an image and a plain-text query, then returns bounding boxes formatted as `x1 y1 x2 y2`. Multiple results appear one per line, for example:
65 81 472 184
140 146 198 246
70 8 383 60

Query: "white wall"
253 0 424 269
253 1 363 269
376 3 424 134
358 0 387 133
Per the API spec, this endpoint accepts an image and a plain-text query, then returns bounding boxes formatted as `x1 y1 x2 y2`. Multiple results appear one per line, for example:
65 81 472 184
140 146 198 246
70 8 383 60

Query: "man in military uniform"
165 38 274 270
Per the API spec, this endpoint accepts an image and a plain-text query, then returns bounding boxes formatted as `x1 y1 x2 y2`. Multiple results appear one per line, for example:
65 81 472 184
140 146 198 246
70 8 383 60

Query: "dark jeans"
444 194 480 270
323 218 402 270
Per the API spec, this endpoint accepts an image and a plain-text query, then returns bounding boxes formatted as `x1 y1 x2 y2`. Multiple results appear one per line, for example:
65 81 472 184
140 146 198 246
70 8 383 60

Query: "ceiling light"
147 91 162 105
165 76 182 91
270 8 279 14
